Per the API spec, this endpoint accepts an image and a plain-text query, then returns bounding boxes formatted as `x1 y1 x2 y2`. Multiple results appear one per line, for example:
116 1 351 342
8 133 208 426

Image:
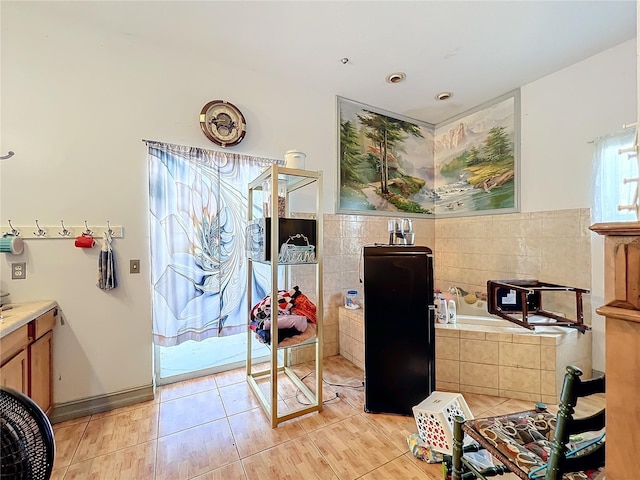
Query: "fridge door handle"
427 305 436 343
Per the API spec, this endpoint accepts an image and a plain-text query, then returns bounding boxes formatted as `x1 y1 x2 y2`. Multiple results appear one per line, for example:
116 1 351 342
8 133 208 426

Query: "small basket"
278 234 316 264
412 391 474 454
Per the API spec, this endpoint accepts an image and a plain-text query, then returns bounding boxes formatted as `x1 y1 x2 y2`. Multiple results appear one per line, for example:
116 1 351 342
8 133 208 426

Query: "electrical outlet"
11 262 26 280
130 259 140 274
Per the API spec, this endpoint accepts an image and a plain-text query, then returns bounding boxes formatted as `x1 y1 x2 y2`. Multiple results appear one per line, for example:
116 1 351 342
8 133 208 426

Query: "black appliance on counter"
363 245 435 415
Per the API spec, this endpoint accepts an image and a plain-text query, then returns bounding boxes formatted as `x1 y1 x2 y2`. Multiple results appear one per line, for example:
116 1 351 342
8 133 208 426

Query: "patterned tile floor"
50 355 603 480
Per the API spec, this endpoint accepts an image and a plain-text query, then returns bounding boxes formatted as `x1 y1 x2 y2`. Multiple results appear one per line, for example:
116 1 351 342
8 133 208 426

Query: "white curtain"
591 130 638 223
147 141 281 347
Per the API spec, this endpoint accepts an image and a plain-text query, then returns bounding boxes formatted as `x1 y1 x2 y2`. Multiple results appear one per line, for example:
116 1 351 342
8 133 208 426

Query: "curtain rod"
142 139 283 164
587 123 637 144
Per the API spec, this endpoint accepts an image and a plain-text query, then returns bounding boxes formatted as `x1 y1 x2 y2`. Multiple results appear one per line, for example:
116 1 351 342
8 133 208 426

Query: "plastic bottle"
436 296 449 323
345 290 360 309
447 299 457 324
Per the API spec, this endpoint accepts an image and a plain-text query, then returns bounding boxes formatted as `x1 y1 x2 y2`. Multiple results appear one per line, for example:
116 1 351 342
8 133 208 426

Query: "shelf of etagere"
246 164 323 427
249 259 318 266
248 166 321 193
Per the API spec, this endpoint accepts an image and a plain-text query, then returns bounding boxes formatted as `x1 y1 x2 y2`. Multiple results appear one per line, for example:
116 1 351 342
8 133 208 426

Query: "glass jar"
262 179 287 217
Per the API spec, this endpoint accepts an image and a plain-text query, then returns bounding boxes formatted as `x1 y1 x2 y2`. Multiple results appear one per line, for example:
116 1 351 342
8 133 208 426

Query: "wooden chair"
450 366 605 480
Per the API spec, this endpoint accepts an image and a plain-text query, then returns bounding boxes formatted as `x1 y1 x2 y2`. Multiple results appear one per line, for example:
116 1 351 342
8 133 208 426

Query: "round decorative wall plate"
199 100 247 147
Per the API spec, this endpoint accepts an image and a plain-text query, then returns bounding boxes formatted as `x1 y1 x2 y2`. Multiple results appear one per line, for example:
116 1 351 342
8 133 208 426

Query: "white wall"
1 4 634 404
520 39 636 371
0 3 337 404
520 41 636 213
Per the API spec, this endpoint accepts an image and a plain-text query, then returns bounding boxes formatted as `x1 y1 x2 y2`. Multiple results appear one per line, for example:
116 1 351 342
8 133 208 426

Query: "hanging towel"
97 232 118 290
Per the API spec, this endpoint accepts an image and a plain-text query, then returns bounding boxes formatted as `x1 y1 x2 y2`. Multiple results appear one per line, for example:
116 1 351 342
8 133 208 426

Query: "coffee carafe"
401 218 414 245
388 218 415 245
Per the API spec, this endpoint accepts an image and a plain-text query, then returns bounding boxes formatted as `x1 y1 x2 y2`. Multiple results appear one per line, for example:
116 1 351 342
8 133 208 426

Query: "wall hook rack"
33 220 46 237
7 220 19 236
1 223 124 240
58 220 71 237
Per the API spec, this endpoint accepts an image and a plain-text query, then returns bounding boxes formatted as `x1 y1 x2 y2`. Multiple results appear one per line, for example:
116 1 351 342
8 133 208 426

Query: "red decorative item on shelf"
291 292 317 323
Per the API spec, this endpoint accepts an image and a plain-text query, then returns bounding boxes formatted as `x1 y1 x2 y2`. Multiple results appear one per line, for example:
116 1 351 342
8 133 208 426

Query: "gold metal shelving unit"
246 165 323 427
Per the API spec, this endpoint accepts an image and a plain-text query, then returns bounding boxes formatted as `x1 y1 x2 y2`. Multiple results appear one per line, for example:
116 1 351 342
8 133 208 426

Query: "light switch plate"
11 262 26 280
130 259 140 274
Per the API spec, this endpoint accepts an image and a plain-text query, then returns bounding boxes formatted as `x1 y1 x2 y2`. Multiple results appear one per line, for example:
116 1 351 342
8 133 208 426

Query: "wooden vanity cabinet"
0 308 55 414
590 222 640 478
1 348 29 393
30 329 53 413
0 324 30 394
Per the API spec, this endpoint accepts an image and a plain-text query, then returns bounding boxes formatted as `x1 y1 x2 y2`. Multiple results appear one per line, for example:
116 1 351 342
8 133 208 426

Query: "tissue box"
412 391 473 454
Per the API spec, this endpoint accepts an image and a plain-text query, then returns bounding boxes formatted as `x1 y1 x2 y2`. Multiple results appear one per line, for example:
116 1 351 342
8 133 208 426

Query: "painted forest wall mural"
337 92 518 218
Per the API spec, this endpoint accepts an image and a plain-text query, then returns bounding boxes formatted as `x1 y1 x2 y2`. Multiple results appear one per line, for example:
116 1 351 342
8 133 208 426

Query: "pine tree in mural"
357 111 423 194
482 126 513 163
340 119 362 186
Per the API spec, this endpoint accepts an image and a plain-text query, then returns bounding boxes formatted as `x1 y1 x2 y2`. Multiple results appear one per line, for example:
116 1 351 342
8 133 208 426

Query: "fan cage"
0 387 55 480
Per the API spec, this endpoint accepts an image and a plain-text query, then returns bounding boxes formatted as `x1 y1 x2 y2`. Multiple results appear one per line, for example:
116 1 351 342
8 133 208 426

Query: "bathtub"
436 313 568 334
338 303 592 403
452 314 513 327
450 313 526 330
436 313 523 334
440 296 577 335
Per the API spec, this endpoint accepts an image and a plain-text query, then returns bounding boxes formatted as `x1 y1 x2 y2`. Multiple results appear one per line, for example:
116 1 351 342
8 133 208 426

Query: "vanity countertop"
0 300 58 338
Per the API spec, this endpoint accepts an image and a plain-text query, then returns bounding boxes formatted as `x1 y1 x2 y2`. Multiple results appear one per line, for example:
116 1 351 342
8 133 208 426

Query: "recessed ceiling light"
386 72 406 84
435 91 453 101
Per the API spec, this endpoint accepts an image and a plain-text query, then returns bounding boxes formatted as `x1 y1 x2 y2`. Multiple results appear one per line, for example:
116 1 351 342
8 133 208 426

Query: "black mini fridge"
363 245 435 415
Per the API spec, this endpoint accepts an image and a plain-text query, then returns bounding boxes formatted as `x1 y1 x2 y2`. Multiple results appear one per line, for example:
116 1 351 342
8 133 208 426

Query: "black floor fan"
1 387 55 480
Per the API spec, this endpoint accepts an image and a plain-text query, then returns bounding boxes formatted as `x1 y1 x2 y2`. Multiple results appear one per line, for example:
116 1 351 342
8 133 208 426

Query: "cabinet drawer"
33 309 56 340
0 324 29 365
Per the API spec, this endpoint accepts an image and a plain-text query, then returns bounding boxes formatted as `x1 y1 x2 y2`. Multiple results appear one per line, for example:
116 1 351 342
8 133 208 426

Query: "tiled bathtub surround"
435 321 592 403
338 307 592 403
293 208 591 365
338 306 365 370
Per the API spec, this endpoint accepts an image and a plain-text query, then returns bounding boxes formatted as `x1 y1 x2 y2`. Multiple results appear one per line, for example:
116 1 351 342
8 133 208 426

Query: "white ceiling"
30 0 637 124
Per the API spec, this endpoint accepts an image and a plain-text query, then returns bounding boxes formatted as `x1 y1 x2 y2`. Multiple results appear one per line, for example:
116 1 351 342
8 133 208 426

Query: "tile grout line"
153 397 160 480
63 417 91 469
223 409 245 478
304 431 343 480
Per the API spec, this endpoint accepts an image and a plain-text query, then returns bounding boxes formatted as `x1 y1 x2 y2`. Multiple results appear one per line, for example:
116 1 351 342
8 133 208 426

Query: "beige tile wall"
337 307 365 370
291 208 592 366
434 208 592 323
